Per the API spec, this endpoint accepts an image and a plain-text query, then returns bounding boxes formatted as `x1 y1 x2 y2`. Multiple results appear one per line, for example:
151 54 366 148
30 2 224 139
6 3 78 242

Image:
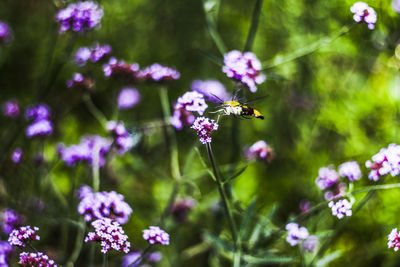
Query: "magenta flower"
191 117 218 144
245 140 274 162
2 100 19 118
366 144 400 181
388 228 400 251
11 148 23 163
169 197 196 223
8 226 40 247
118 88 140 110
350 2 377 30
142 226 170 245
328 199 352 219
103 57 139 81
136 63 180 82
1 209 25 234
106 121 134 154
74 43 111 66
315 166 339 190
19 252 57 266
170 106 195 130
175 91 208 115
0 22 12 44
285 223 309 246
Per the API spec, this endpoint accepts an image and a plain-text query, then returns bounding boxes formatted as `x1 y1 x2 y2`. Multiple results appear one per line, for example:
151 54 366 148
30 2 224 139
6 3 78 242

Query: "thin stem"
92 142 101 192
128 245 152 267
202 0 227 55
159 182 179 224
103 253 108 267
243 0 264 52
66 220 85 265
83 94 108 128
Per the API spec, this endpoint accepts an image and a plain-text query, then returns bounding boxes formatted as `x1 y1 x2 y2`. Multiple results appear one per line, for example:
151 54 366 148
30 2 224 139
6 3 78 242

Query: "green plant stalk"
103 253 108 267
83 94 108 128
92 142 101 192
243 0 264 52
66 220 86 265
128 245 152 267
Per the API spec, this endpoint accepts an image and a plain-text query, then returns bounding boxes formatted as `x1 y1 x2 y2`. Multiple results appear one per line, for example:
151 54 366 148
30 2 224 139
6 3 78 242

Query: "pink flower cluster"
8 226 40 247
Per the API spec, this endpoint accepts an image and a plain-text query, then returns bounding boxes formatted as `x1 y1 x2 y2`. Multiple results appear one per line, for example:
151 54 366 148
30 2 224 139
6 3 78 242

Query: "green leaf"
242 254 297 264
244 0 264 52
315 251 343 267
204 232 235 253
194 147 217 182
223 165 247 184
239 198 258 241
202 0 227 55
248 203 278 248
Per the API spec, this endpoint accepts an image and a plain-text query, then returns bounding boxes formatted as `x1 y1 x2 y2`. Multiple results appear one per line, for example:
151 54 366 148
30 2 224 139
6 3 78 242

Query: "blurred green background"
1 0 400 266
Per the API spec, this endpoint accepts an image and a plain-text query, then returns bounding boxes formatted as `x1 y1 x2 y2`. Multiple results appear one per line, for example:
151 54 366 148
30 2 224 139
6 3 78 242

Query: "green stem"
350 183 400 195
103 253 108 267
243 0 264 52
66 220 85 265
92 142 101 192
202 0 227 55
83 94 108 128
128 245 152 267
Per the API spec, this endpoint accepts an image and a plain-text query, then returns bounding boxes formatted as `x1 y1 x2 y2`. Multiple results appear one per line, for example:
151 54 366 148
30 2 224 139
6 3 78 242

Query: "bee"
219 100 264 119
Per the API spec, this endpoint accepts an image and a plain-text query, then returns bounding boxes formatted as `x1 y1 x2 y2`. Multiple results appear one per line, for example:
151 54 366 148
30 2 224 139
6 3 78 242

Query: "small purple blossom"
1 209 24 234
339 161 362 181
315 166 339 190
169 197 196 223
11 148 22 163
85 218 130 253
66 73 95 90
26 119 53 138
388 228 400 251
324 183 346 201
58 135 111 167
106 121 134 154
191 117 218 144
0 241 13 267
77 186 132 224
328 199 352 219
170 106 195 130
191 80 230 103
118 88 140 110
393 0 400 13
365 144 400 181
55 1 104 34
302 235 319 253
0 22 12 44
74 43 111 66
25 104 50 121
8 226 40 247
245 140 274 162
142 226 170 245
176 91 208 115
122 251 162 267
136 63 180 82
299 200 311 214
222 50 265 93
350 2 377 30
103 57 139 81
74 47 91 66
2 100 19 118
285 223 309 247
19 252 57 266
76 184 93 199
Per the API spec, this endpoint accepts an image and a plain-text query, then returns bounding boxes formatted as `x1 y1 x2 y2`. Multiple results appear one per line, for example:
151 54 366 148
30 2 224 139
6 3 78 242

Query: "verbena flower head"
122 251 162 267
324 183 346 201
77 184 93 199
74 43 111 66
25 104 50 121
118 88 140 110
170 106 195 130
0 241 13 266
285 223 309 246
350 2 377 30
142 226 170 245
328 199 352 219
11 148 23 163
175 91 208 115
388 228 400 251
245 140 274 163
77 186 132 224
393 0 400 13
26 119 53 138
136 63 180 82
8 226 40 247
222 50 265 93
315 166 339 190
103 57 139 81
191 117 218 144
85 218 130 253
58 135 111 167
19 252 57 266
365 144 400 181
55 1 103 34
302 235 319 253
1 209 24 234
191 80 230 103
0 22 12 44
169 197 196 223
74 47 91 66
299 200 311 213
67 73 95 91
2 100 19 118
339 161 361 181
106 121 134 154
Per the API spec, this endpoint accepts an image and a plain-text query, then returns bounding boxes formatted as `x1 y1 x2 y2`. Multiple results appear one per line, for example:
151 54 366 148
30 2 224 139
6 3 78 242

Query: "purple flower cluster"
142 226 170 245
0 22 12 44
103 57 139 81
0 241 13 266
191 80 230 103
74 43 111 66
170 108 195 130
350 2 377 30
302 235 319 253
315 165 353 201
388 228 400 251
191 117 218 144
169 197 196 223
25 104 53 138
328 199 352 219
106 121 134 154
122 251 162 267
85 218 130 253
77 185 132 224
393 0 400 13
2 100 19 118
1 209 24 234
365 144 400 181
136 63 180 82
245 140 274 163
11 148 23 163
58 135 111 167
222 50 265 93
338 161 361 181
8 226 40 247
118 88 140 110
285 223 309 246
66 73 95 90
55 1 103 34
19 252 57 266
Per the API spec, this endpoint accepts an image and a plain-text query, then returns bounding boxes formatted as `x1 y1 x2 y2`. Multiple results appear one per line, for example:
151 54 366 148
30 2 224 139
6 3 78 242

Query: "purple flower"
122 251 162 267
77 186 132 224
0 22 12 44
169 197 196 223
106 121 134 154
85 218 130 253
55 1 103 34
299 200 311 214
66 73 94 90
388 228 400 251
58 135 111 167
339 161 361 181
176 91 208 115
245 140 274 162
222 50 265 93
191 80 230 103
11 148 22 163
76 184 93 199
1 209 24 234
350 2 377 30
19 252 57 266
285 223 309 246
302 235 319 253
74 43 111 66
315 166 339 190
2 100 19 118
8 226 40 247
118 88 140 110
393 0 400 13
142 226 169 245
25 104 51 121
324 183 346 201
365 144 400 181
74 47 91 66
103 57 139 81
0 241 13 267
136 63 180 82
328 199 352 219
191 117 218 144
26 119 53 138
170 106 195 130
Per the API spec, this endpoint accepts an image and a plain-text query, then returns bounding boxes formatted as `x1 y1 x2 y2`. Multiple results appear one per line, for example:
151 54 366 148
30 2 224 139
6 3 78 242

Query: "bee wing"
243 95 269 105
209 93 225 104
